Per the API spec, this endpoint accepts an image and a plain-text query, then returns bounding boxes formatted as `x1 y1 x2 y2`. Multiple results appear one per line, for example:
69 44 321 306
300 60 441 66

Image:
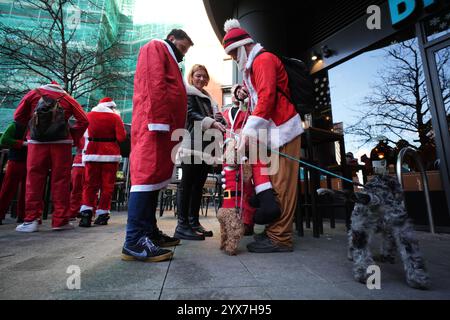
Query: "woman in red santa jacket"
78 97 127 228
222 85 281 236
14 81 88 233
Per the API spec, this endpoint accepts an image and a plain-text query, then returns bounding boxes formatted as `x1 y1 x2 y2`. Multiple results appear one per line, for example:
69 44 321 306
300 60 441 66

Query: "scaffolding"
0 0 182 123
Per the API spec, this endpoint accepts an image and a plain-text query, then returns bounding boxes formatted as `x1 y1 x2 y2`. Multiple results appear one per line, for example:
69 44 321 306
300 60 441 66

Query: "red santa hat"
223 19 254 54
97 97 117 109
48 80 64 89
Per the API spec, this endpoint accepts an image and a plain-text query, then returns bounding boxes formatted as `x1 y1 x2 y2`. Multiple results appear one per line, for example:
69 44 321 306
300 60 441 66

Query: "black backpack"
29 89 69 142
254 51 315 120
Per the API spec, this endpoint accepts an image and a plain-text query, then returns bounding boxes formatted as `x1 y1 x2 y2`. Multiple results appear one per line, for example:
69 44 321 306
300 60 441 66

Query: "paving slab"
1 211 449 300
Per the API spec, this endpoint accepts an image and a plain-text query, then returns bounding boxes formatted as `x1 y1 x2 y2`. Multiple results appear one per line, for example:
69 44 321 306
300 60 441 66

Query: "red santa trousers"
69 166 85 219
0 160 26 220
25 144 72 227
82 162 118 215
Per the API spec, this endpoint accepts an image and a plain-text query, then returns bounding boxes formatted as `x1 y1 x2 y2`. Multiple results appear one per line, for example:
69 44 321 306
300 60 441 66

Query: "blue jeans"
124 191 159 246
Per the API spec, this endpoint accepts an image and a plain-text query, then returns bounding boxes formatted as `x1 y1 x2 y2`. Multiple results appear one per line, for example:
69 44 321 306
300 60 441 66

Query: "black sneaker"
122 237 173 262
253 231 267 242
150 230 180 247
79 210 93 228
191 225 213 237
247 236 293 253
94 214 110 226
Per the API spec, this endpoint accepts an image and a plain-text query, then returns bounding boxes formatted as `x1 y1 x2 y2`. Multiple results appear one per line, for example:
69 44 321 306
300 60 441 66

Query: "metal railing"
397 147 436 234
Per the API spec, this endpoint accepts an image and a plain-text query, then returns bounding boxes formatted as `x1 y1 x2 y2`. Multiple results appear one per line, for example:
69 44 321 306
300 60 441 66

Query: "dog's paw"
224 250 237 256
406 269 430 290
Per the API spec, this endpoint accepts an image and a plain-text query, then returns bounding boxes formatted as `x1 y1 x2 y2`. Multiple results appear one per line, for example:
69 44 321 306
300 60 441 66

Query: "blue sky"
329 51 384 157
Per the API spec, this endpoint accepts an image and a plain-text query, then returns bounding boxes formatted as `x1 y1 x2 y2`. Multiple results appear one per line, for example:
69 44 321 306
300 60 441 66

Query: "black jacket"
184 85 225 152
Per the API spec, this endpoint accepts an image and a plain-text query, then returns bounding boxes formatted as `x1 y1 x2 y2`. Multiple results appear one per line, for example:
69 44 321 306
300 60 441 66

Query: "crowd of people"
0 84 127 231
0 19 305 262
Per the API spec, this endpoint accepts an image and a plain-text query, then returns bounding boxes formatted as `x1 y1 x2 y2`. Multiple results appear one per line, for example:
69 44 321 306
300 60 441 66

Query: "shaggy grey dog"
318 175 430 290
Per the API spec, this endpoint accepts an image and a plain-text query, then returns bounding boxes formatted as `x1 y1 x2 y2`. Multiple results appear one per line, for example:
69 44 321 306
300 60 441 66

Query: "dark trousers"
178 162 210 221
125 190 159 246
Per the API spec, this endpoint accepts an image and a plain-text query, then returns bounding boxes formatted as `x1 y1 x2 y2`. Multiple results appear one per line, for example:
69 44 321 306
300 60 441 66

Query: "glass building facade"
0 0 181 125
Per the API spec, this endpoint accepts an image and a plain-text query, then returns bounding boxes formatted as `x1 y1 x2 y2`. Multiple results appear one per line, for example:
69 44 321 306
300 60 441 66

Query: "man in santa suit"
222 19 303 253
69 131 86 220
79 97 127 227
122 29 194 262
14 81 88 232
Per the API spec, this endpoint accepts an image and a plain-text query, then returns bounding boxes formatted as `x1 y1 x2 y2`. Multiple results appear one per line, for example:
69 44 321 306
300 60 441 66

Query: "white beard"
236 46 248 72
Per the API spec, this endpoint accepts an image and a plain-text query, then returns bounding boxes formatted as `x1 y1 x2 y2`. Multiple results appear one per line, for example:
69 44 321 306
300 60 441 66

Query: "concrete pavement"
0 211 449 300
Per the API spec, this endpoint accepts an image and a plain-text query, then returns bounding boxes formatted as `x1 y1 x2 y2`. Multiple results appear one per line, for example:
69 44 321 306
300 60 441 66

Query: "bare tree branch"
0 0 133 107
345 39 443 150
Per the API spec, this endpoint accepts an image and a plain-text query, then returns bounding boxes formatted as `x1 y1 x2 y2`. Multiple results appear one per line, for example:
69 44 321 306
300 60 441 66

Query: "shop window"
222 87 232 108
328 35 440 177
424 7 450 42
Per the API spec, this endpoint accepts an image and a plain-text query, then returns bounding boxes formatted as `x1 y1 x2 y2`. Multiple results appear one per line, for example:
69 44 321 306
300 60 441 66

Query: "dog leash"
224 128 366 189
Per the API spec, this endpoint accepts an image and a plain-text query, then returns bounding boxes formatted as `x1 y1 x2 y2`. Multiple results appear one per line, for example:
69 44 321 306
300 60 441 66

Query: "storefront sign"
389 0 439 26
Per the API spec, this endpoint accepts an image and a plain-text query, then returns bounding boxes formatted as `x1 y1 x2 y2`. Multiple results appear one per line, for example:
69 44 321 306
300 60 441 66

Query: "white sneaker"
16 221 39 233
52 222 75 231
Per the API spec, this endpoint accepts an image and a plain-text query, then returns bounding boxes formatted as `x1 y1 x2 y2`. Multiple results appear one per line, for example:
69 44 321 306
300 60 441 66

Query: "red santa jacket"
82 105 127 163
223 105 272 195
14 84 88 144
242 44 303 149
130 39 187 191
223 105 250 138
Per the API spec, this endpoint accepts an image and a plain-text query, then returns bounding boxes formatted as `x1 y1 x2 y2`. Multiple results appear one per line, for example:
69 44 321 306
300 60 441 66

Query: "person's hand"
237 134 250 156
212 121 226 133
214 112 224 123
22 141 28 147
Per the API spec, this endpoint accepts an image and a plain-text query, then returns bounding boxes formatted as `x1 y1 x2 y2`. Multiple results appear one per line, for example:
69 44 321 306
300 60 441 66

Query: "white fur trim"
40 84 66 93
130 178 173 192
28 140 73 144
224 19 241 32
95 209 110 216
241 114 303 149
155 39 178 66
148 124 170 132
268 114 304 149
72 163 85 168
186 85 218 106
80 205 93 212
245 43 264 70
82 155 122 162
255 182 272 194
202 117 216 130
96 102 116 110
225 38 254 54
92 105 115 113
242 43 263 109
242 115 270 135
